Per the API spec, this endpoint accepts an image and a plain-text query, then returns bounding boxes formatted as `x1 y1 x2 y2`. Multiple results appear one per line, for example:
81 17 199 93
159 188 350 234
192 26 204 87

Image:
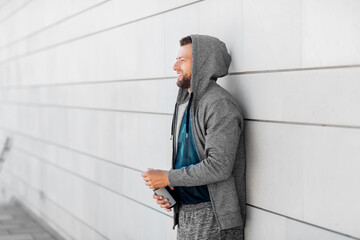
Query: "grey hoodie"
168 34 246 231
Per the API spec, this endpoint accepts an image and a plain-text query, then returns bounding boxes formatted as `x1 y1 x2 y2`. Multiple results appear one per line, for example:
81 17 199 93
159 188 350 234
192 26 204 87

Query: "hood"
176 34 232 106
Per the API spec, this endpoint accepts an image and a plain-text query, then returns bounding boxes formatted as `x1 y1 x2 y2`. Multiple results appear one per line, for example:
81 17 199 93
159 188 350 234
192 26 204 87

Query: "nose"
173 61 179 72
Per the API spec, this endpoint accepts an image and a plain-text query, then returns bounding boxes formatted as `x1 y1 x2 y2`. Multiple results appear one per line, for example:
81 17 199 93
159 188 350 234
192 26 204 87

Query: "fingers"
154 195 167 204
153 194 172 212
145 179 154 189
142 168 154 176
160 200 172 211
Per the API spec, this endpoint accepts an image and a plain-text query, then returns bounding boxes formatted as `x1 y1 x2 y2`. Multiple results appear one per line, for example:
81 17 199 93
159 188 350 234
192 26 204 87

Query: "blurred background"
0 0 359 239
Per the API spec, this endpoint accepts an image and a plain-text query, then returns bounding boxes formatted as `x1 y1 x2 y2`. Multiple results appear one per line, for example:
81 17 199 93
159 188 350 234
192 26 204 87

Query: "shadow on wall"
0 137 12 173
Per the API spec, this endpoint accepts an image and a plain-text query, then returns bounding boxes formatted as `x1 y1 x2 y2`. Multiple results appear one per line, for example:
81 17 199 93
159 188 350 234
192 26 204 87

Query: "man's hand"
141 168 170 189
153 186 175 212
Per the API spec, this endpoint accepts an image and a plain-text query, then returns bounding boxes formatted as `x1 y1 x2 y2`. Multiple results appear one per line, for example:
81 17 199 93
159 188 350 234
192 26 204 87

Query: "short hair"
180 36 192 46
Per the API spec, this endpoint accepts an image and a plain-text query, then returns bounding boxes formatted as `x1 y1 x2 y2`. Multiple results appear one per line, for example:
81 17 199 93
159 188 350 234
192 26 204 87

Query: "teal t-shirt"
175 108 210 204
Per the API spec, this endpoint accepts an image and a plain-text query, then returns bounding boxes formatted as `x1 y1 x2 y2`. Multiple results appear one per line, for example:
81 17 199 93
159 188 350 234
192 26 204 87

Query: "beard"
176 73 191 89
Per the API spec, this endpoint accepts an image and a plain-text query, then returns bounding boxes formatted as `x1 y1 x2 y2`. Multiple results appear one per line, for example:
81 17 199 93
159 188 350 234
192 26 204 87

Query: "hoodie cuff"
168 169 181 187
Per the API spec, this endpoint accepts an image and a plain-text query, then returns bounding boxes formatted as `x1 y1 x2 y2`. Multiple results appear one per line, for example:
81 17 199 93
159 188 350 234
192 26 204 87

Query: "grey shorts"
177 201 244 240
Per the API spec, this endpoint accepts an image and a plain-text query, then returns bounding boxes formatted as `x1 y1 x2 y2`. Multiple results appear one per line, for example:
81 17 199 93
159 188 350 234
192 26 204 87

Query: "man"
141 35 246 240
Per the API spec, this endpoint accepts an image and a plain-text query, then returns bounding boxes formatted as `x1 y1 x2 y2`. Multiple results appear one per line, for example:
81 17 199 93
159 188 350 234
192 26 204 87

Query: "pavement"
0 200 65 240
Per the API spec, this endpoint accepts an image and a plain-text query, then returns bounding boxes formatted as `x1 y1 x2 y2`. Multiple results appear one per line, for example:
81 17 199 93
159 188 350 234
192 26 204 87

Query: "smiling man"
174 42 192 91
142 35 246 240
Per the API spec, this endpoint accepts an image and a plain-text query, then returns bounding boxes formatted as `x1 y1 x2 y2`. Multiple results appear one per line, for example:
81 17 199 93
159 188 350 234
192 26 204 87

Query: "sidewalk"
0 201 65 240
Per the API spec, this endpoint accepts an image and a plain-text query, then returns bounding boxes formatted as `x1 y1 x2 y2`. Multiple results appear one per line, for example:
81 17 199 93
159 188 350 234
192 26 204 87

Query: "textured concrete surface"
0 201 65 240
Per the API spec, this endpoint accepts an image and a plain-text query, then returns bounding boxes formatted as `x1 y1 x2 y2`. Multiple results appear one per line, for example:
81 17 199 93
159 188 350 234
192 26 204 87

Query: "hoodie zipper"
170 102 179 230
185 93 194 139
171 102 178 170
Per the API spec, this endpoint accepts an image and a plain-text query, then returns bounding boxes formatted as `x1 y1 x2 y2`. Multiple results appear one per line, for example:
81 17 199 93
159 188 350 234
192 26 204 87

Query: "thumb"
169 186 174 190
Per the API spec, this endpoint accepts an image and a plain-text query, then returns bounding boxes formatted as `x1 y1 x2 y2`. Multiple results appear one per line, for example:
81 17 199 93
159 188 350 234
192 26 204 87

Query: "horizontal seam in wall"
0 76 175 89
247 204 360 240
0 0 205 66
0 0 34 25
0 0 111 51
0 101 173 116
1 175 109 240
12 146 171 218
246 118 360 130
1 101 360 129
0 125 145 173
1 63 360 90
229 64 360 75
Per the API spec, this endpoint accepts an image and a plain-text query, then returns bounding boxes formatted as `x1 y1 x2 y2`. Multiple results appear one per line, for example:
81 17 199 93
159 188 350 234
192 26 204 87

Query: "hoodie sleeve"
168 98 243 186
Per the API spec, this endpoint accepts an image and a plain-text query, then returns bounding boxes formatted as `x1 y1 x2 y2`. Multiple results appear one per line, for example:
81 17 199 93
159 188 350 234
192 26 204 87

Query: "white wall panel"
0 0 29 24
302 126 360 237
199 0 302 72
0 105 173 172
199 0 244 73
246 121 303 219
302 0 360 67
0 104 19 129
246 206 356 240
164 3 199 76
0 0 105 47
285 217 355 240
242 0 302 71
0 79 178 114
0 1 11 10
219 67 360 127
246 206 287 240
246 121 360 237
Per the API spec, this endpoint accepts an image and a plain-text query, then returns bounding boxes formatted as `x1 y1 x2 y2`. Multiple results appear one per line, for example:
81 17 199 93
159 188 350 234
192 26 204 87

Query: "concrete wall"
0 0 359 239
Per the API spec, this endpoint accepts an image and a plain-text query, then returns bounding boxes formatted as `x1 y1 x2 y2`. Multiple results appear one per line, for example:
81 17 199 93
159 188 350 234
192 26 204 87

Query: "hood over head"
176 34 232 106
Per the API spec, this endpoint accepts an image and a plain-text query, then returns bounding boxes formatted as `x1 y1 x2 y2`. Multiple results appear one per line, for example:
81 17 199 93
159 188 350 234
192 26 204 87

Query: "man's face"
172 44 192 89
